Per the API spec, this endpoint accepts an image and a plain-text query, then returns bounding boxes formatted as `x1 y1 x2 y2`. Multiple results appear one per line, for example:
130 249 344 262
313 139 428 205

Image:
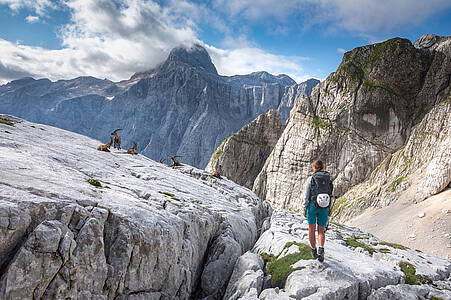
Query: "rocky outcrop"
368 284 451 300
225 209 451 299
277 79 320 123
0 115 271 299
334 100 451 222
0 44 318 169
205 110 285 190
253 34 451 210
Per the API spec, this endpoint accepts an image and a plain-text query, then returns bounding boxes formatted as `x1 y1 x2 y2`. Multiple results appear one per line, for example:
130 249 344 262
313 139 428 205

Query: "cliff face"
253 34 451 210
0 44 318 169
205 109 285 189
277 78 320 123
334 99 451 222
0 115 271 299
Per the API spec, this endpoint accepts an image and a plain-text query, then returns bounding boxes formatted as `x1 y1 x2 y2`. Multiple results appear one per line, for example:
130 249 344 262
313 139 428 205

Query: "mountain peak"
165 43 218 74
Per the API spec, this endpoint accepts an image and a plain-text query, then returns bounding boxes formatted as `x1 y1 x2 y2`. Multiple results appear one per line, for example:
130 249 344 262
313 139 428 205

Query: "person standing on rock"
303 160 333 262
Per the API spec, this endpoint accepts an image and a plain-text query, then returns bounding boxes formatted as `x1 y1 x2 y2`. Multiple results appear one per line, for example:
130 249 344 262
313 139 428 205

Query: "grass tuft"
159 191 175 197
378 241 408 250
260 252 276 264
398 261 432 285
266 242 314 287
87 178 102 188
0 119 14 126
388 176 407 192
311 116 332 130
344 238 376 254
378 248 391 254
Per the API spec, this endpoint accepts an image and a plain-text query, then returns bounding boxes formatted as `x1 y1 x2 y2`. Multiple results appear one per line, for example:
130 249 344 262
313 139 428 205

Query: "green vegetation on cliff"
210 136 231 167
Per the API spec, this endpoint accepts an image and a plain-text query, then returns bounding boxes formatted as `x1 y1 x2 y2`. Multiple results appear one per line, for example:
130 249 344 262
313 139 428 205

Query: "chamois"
111 129 122 150
97 137 113 152
211 170 221 178
127 142 138 155
211 165 222 178
169 155 182 167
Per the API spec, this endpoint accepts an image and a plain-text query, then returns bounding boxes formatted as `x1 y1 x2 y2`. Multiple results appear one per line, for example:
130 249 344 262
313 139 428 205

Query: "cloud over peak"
0 0 312 84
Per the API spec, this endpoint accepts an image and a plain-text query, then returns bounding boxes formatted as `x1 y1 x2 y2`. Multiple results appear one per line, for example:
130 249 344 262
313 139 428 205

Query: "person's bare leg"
318 226 325 247
309 224 317 249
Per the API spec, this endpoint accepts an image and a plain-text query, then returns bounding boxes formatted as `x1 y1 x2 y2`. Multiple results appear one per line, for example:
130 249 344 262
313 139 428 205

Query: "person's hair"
313 160 324 171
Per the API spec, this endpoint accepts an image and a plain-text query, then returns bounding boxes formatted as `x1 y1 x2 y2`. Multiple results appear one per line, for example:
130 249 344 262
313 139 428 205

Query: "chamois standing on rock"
211 164 222 178
111 129 122 150
97 137 113 152
127 142 138 155
211 170 221 178
169 155 182 167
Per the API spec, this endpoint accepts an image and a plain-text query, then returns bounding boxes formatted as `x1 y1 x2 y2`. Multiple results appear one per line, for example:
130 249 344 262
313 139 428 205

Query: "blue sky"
0 0 450 84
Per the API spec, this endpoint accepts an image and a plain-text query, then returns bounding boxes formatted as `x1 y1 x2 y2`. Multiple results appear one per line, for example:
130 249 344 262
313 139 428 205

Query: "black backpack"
310 171 332 209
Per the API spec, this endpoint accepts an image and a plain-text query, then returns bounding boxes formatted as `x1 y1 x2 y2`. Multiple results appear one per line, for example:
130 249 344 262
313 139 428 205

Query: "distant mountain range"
0 44 319 168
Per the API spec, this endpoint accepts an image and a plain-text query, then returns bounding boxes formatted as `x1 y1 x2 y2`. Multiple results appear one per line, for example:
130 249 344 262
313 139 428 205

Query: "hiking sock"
318 247 324 262
311 247 318 258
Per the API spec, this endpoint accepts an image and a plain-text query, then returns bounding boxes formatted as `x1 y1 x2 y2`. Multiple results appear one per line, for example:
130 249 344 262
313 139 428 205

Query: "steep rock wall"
334 99 451 222
205 110 285 190
253 34 451 210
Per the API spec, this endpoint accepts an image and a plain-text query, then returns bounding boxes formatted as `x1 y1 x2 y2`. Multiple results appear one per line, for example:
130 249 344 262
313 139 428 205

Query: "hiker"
303 160 333 262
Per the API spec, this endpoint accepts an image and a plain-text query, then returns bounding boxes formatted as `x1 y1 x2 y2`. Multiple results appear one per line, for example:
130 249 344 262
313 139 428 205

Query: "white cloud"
0 0 199 82
0 0 55 15
0 0 313 84
206 45 310 83
25 15 39 23
213 0 451 36
337 48 346 53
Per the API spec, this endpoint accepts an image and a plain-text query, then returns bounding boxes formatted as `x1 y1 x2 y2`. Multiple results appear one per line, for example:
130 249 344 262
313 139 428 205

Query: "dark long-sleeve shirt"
303 172 334 212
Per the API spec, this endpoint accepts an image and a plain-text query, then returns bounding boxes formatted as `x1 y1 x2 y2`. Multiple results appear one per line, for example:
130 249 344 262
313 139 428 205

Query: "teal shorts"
306 202 329 227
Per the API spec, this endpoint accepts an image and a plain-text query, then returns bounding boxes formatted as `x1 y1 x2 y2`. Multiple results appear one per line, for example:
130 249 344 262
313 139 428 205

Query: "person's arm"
328 180 334 215
303 177 312 216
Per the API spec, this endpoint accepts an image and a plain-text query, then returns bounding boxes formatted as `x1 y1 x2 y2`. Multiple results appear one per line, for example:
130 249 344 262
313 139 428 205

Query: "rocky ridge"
0 44 318 169
253 34 451 210
225 209 451 299
0 115 271 299
205 109 285 190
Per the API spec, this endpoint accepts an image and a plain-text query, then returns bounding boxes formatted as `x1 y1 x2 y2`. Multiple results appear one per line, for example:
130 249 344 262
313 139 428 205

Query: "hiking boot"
318 247 324 262
311 248 318 259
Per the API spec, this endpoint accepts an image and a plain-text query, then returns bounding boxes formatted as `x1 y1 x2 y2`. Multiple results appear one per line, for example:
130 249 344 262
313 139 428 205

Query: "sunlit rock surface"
226 209 451 299
0 115 271 299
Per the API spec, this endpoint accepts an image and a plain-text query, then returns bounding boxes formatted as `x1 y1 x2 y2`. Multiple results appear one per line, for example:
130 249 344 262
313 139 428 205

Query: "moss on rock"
0 119 14 126
87 178 102 188
378 241 408 250
159 191 175 197
264 242 314 288
344 238 376 254
398 261 432 285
